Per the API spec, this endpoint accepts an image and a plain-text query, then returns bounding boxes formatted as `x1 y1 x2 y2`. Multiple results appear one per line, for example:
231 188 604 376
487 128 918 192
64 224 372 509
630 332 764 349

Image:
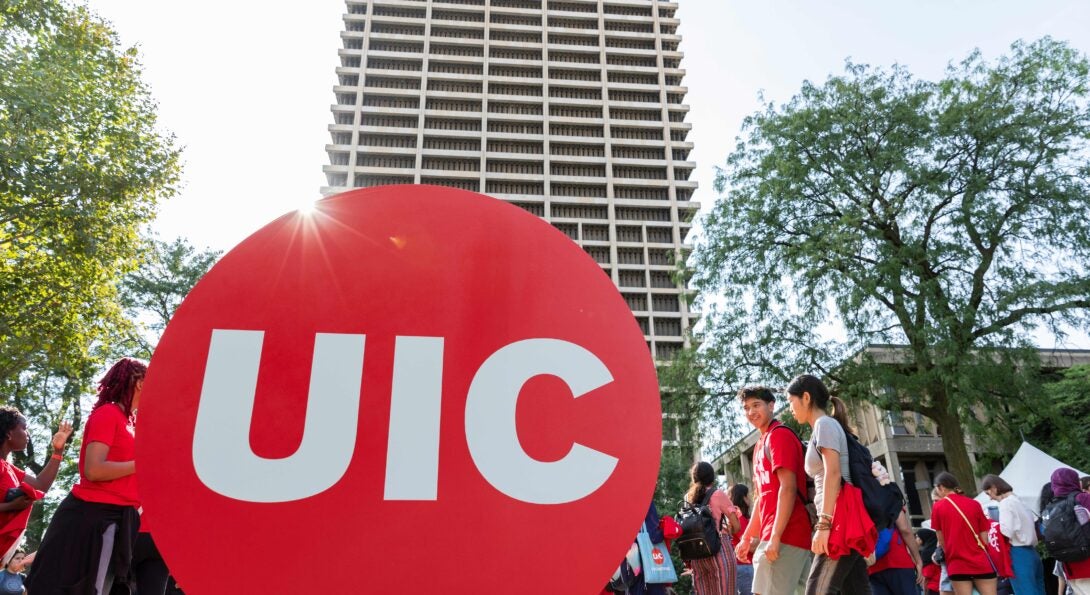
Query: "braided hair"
94 358 147 418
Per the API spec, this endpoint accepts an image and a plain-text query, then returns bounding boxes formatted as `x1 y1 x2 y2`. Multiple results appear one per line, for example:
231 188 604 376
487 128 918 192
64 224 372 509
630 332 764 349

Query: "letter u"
192 329 364 503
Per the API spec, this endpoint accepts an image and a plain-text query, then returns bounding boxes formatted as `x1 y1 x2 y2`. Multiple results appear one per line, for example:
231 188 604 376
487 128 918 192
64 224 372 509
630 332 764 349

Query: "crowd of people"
609 375 1090 595
0 358 180 595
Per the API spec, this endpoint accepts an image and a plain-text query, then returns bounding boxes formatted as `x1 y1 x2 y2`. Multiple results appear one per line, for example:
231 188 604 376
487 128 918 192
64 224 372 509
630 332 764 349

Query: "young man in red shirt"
734 386 813 595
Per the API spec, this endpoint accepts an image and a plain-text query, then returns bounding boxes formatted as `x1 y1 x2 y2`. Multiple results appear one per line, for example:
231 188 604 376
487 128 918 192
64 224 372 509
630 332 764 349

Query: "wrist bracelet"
818 512 833 521
50 453 63 462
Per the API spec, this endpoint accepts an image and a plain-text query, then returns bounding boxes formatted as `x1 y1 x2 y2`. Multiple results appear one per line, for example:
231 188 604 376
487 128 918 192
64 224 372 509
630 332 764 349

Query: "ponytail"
786 374 854 435
827 396 854 436
935 471 964 494
686 462 716 505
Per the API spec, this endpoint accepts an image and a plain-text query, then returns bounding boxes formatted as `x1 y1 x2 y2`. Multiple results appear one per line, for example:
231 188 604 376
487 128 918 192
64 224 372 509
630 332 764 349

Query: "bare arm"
83 442 135 482
896 510 925 585
23 421 74 492
819 446 842 519
772 467 797 540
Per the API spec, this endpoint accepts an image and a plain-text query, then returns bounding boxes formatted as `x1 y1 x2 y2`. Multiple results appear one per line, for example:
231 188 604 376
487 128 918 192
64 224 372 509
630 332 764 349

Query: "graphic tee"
752 421 812 550
72 404 139 507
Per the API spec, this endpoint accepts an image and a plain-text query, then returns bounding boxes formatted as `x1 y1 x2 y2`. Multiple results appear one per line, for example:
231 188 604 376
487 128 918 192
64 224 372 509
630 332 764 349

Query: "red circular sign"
138 186 662 594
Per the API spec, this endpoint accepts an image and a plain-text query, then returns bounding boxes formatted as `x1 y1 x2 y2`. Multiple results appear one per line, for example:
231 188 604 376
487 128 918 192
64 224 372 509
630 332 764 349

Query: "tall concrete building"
322 0 698 361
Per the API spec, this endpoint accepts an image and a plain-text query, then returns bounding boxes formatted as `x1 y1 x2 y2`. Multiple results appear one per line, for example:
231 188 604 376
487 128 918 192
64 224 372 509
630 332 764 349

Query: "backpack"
1041 494 1090 562
608 543 642 593
674 488 722 561
607 559 637 593
844 432 904 531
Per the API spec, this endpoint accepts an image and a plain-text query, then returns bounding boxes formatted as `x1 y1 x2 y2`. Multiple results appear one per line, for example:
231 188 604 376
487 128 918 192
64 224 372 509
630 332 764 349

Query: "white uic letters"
192 330 364 503
464 338 618 505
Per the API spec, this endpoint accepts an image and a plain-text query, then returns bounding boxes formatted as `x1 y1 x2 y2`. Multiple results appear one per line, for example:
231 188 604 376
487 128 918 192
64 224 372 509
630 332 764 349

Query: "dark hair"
686 461 716 505
94 358 147 418
981 474 1013 495
727 483 750 519
1081 476 1090 491
785 374 853 434
1039 481 1056 511
934 472 964 495
0 406 24 447
738 386 775 404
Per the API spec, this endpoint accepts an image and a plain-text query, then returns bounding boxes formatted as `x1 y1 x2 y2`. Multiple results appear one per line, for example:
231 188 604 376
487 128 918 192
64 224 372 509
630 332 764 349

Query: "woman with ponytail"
27 358 147 595
684 461 740 595
786 374 873 594
931 472 998 595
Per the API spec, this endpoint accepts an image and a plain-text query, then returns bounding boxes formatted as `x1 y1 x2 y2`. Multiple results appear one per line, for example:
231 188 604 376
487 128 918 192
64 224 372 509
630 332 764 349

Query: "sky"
83 0 1090 354
82 0 1090 252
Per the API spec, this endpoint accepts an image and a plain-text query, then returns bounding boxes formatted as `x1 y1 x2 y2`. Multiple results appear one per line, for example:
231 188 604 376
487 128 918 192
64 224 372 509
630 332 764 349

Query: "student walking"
868 510 925 595
685 462 739 595
785 374 873 595
982 474 1045 595
733 386 813 595
1048 468 1090 595
727 484 754 595
931 472 998 595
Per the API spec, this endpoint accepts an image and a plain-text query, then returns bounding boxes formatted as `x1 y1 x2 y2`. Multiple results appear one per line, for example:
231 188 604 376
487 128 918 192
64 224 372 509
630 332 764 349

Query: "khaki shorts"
751 541 812 595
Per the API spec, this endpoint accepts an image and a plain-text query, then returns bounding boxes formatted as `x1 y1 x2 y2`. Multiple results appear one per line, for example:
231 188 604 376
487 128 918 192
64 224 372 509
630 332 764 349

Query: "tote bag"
637 524 678 584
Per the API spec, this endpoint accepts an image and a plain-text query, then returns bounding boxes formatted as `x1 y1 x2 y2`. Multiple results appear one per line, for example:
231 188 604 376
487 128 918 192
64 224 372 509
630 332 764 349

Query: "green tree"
1020 364 1090 472
9 236 217 548
117 237 222 359
1 0 181 387
693 38 1090 494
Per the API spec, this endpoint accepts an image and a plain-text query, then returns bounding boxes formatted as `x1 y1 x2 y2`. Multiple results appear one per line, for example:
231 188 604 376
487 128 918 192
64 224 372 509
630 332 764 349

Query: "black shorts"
948 573 997 582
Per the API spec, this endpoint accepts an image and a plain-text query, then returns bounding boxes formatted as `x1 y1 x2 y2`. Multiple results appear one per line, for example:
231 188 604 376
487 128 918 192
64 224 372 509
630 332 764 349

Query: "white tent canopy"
974 441 1087 514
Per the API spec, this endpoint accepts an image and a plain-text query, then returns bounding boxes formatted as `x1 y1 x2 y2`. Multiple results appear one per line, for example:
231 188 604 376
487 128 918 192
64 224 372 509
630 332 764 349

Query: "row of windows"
341 117 689 144
350 0 669 19
622 293 684 315
342 52 680 71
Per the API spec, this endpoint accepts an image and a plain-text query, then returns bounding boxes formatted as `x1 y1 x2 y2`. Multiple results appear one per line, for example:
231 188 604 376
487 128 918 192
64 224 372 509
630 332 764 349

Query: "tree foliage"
9 236 217 548
1 0 181 386
693 38 1090 492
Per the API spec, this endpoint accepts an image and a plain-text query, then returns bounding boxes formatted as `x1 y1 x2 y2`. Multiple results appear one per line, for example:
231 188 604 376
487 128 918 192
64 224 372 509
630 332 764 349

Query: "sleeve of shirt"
812 417 844 454
710 489 736 525
83 407 120 448
931 501 946 533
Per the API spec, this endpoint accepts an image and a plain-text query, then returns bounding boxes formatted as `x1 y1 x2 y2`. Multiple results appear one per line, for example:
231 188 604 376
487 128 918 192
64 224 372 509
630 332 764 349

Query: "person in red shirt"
733 386 813 595
868 510 924 595
915 528 941 595
728 483 754 595
0 406 73 564
26 357 147 595
930 472 998 595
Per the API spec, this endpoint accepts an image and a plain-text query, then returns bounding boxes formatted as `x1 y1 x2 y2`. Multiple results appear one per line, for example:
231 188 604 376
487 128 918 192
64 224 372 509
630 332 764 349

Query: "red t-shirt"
922 563 941 592
752 422 811 550
71 404 139 507
931 494 992 576
0 460 25 492
732 514 751 566
868 531 915 574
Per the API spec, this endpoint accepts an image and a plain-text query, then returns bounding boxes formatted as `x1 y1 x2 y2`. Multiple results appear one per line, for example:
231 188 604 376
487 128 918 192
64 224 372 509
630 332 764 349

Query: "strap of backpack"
762 423 810 507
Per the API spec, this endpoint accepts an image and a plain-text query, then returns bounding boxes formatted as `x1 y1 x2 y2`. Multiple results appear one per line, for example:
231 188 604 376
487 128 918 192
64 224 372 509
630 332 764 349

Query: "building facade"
322 0 698 360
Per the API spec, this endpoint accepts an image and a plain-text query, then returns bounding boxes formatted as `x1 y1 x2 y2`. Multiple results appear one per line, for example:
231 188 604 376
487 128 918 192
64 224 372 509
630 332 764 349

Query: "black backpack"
844 432 904 531
674 488 722 561
607 556 638 593
1041 494 1090 562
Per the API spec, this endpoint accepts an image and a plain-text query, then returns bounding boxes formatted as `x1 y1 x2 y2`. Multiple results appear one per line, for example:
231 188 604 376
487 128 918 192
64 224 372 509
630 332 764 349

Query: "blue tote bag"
636 524 678 584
